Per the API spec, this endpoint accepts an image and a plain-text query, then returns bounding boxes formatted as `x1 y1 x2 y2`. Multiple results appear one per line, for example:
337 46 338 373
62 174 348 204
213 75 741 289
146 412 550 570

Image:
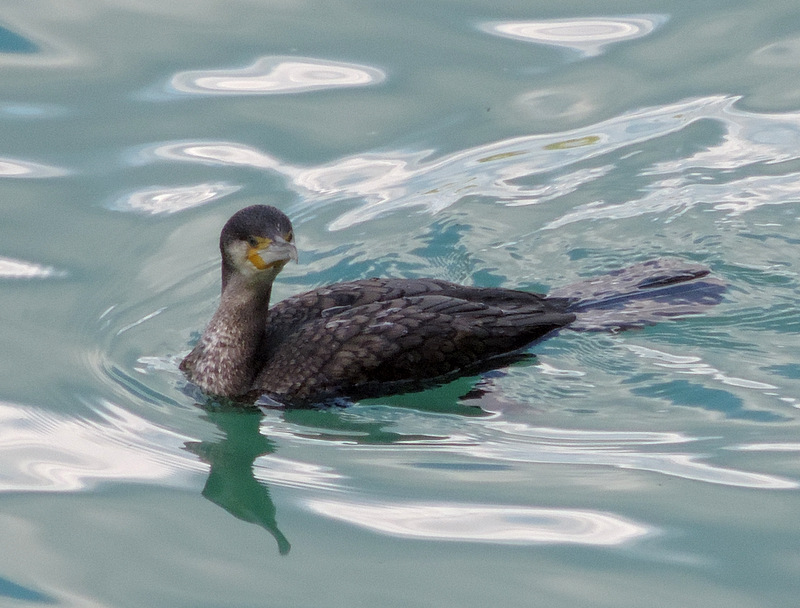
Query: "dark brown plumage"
248 277 575 403
180 205 723 407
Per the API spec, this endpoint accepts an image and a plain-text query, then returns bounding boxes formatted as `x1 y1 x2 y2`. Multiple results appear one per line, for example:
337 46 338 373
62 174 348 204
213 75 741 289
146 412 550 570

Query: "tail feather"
549 259 725 331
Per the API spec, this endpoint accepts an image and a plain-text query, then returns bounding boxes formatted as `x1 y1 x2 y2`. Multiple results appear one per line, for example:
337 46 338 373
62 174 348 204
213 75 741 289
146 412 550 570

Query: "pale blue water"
1 1 800 606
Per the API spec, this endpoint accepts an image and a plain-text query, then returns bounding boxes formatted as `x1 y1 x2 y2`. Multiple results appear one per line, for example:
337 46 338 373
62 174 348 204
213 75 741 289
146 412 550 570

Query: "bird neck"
184 273 273 398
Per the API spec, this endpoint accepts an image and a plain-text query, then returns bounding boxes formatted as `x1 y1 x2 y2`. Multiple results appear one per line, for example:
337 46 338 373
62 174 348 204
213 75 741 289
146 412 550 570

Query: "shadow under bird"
180 205 724 407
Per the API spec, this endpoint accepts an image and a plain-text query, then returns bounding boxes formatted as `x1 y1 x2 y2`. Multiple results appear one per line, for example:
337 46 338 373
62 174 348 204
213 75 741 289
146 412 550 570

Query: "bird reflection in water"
183 405 291 555
182 384 491 556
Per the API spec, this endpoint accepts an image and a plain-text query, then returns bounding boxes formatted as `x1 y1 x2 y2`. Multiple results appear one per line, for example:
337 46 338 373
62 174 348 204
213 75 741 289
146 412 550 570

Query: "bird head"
219 205 298 289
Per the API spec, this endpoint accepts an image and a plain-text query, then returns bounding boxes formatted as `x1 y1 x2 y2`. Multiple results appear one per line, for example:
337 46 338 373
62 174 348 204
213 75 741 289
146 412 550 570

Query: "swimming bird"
180 205 723 407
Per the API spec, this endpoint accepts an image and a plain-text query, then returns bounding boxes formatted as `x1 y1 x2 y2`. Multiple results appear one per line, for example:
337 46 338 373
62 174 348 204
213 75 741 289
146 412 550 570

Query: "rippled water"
2 1 800 606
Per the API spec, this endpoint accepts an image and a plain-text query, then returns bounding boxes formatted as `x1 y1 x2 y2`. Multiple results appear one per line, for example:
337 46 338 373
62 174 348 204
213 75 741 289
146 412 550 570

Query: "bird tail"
548 259 725 331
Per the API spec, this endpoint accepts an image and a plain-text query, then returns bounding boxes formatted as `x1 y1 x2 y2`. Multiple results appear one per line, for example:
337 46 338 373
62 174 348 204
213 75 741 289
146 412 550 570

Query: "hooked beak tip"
248 239 298 271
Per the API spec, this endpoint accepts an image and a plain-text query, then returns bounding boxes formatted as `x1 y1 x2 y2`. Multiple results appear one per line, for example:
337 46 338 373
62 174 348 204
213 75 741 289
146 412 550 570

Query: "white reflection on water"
138 95 800 230
544 97 800 228
147 141 281 170
624 344 778 391
484 15 667 58
171 55 385 95
623 343 800 410
449 422 798 490
0 157 65 178
428 421 800 490
113 182 240 214
264 414 797 490
547 171 800 227
734 443 800 451
0 401 203 492
253 455 345 492
0 398 349 496
0 256 65 279
306 499 651 545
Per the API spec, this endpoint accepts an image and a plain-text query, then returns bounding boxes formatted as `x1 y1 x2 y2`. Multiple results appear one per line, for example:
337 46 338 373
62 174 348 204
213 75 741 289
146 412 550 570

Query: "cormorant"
180 205 723 407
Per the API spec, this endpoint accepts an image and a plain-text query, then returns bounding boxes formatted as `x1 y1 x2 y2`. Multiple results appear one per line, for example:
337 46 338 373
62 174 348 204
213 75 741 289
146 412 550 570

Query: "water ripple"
144 141 282 170
305 499 652 545
0 256 65 279
0 400 203 493
622 342 799 413
0 157 65 178
137 95 800 231
734 443 800 452
0 102 66 119
484 15 667 58
0 24 37 54
253 455 345 492
171 55 385 95
624 344 778 391
112 182 240 214
545 171 800 228
266 410 797 490
750 37 800 67
453 422 798 489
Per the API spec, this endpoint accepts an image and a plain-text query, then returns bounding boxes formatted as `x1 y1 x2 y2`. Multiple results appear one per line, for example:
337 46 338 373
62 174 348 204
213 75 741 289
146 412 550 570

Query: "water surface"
1 1 800 606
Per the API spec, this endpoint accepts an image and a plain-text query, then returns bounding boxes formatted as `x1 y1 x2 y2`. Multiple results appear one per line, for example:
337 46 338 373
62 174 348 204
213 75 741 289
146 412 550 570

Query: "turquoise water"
2 1 800 606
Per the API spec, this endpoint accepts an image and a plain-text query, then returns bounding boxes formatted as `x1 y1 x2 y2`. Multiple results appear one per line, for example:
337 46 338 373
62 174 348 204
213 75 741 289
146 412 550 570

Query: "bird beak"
248 237 298 270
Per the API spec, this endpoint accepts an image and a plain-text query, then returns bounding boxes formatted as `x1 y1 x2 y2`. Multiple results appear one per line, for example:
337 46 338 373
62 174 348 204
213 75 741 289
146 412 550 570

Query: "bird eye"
247 236 259 247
